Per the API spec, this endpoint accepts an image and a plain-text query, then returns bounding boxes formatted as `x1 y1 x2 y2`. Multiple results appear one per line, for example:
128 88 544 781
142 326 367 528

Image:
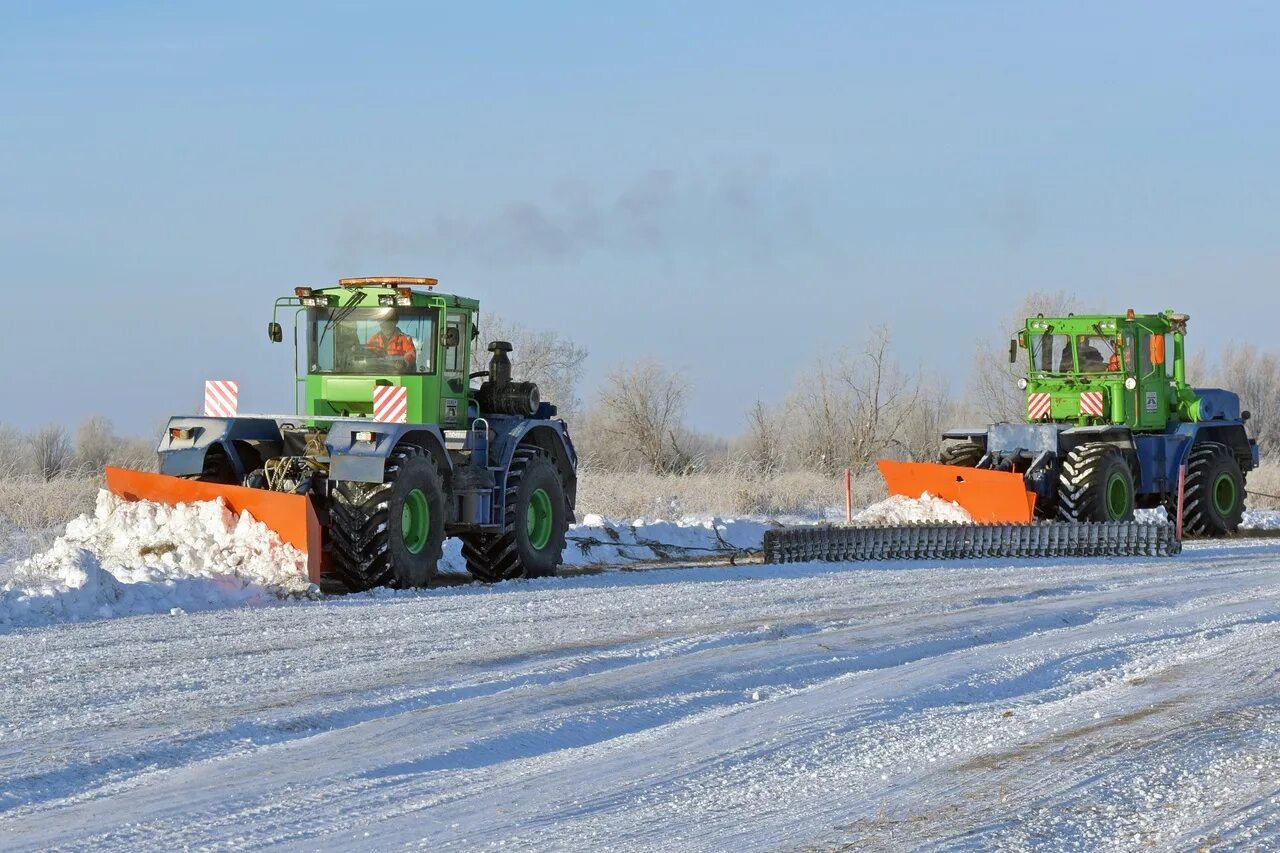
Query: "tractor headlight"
1124 377 1137 390
1017 378 1028 389
378 295 397 306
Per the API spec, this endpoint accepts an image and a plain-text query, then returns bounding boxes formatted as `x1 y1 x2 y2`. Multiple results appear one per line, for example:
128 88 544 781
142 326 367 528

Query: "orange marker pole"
845 468 853 524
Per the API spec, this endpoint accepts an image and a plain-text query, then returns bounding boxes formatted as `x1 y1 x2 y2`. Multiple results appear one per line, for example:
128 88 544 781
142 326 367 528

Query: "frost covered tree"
74 416 118 475
785 328 922 475
1211 343 1280 453
969 290 1082 422
28 425 72 482
743 400 785 474
582 360 692 474
0 423 28 479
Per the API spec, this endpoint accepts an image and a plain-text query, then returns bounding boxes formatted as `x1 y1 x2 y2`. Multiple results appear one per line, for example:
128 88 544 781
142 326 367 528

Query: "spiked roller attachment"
763 521 1181 564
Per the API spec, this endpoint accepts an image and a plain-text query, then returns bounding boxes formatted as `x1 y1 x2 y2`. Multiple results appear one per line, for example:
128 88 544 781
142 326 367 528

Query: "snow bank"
1136 506 1280 530
558 515 770 566
426 516 770 576
0 492 317 630
852 492 973 525
1242 508 1280 530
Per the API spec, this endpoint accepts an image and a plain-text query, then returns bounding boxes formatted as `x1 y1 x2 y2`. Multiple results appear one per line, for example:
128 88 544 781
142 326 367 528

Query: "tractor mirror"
1008 339 1018 363
267 322 283 343
443 327 460 347
1149 334 1165 366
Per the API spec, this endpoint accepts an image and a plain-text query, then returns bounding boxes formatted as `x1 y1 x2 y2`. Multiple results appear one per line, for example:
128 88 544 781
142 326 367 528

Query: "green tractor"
926 309 1259 533
107 276 578 590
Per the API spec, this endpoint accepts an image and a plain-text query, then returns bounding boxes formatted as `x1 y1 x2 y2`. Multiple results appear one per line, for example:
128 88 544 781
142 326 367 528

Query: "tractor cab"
274 277 479 428
1016 309 1184 429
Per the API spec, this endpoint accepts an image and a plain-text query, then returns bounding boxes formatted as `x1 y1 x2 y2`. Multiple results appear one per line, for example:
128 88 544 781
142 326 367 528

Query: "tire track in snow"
0 545 1277 850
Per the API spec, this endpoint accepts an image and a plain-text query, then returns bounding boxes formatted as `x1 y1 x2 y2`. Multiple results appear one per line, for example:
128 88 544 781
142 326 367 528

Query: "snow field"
0 543 1276 849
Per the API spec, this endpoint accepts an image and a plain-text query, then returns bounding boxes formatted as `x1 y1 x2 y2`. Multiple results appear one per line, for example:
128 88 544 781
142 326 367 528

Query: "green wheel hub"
401 488 431 554
1106 472 1130 520
1212 472 1238 516
526 487 553 550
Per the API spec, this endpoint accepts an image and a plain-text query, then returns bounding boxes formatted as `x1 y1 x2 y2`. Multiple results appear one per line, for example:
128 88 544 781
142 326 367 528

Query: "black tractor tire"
939 441 984 468
461 447 570 583
1057 443 1136 523
1182 442 1246 536
182 443 262 486
326 443 447 591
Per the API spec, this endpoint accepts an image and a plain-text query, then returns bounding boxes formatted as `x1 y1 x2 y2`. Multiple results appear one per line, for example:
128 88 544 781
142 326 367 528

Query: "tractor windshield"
1076 334 1120 374
1031 333 1070 373
308 307 436 375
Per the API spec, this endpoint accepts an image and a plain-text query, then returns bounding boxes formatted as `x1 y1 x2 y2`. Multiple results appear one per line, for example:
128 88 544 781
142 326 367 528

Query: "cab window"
309 307 436 375
1076 335 1120 373
1032 333 1070 372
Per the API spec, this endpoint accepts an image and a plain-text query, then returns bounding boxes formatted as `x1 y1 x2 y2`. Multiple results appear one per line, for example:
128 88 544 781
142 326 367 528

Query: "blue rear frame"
155 410 577 531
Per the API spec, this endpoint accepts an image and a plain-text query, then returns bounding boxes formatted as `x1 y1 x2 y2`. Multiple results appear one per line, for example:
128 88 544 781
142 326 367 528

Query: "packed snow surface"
853 492 974 524
2 492 1279 849
0 540 1277 850
0 492 315 629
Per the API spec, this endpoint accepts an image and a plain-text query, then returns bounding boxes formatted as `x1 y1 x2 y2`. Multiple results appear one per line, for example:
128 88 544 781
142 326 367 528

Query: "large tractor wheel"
461 447 570 583
1058 443 1135 523
939 441 984 468
1182 442 1246 536
327 443 447 591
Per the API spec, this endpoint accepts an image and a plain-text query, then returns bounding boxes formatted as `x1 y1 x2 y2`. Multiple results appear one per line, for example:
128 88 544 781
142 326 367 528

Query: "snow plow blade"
764 521 1181 563
878 460 1037 524
104 467 324 583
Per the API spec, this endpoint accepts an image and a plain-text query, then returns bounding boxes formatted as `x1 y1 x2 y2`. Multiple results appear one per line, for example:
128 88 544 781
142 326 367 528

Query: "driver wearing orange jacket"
366 317 416 371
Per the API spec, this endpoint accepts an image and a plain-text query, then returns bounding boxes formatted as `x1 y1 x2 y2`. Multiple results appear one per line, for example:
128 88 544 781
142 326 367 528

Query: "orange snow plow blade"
877 460 1037 524
105 467 324 583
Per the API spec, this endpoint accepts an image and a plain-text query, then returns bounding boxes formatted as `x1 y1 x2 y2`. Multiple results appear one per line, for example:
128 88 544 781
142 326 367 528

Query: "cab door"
440 310 470 428
1135 327 1170 429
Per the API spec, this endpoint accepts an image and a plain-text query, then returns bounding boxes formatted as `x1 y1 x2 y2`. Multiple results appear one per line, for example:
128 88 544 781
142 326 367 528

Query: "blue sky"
2 2 1278 435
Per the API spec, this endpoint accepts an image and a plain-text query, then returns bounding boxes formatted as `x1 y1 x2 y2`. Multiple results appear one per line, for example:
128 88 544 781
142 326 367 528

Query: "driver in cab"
366 314 417 371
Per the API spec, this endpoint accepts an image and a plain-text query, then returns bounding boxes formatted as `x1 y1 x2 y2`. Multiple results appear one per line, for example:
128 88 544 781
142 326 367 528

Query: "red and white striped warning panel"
203 380 239 418
1028 392 1052 420
373 385 409 423
1079 391 1106 417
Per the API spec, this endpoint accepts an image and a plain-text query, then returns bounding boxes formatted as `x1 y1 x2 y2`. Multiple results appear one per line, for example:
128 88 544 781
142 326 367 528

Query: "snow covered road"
2 542 1278 850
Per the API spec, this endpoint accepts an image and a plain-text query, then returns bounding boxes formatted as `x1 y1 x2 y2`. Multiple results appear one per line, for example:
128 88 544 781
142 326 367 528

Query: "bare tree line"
0 418 155 483
1 300 1275 485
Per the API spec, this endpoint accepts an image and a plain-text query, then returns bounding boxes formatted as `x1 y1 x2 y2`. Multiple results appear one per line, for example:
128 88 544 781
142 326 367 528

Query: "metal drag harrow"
763 521 1181 563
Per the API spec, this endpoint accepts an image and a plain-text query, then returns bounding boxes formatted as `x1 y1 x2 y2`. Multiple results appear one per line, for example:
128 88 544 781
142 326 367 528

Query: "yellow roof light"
339 276 438 289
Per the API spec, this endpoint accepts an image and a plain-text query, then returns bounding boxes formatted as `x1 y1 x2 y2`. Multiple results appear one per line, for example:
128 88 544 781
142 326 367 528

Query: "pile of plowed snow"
852 493 973 525
0 494 773 626
0 492 316 630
